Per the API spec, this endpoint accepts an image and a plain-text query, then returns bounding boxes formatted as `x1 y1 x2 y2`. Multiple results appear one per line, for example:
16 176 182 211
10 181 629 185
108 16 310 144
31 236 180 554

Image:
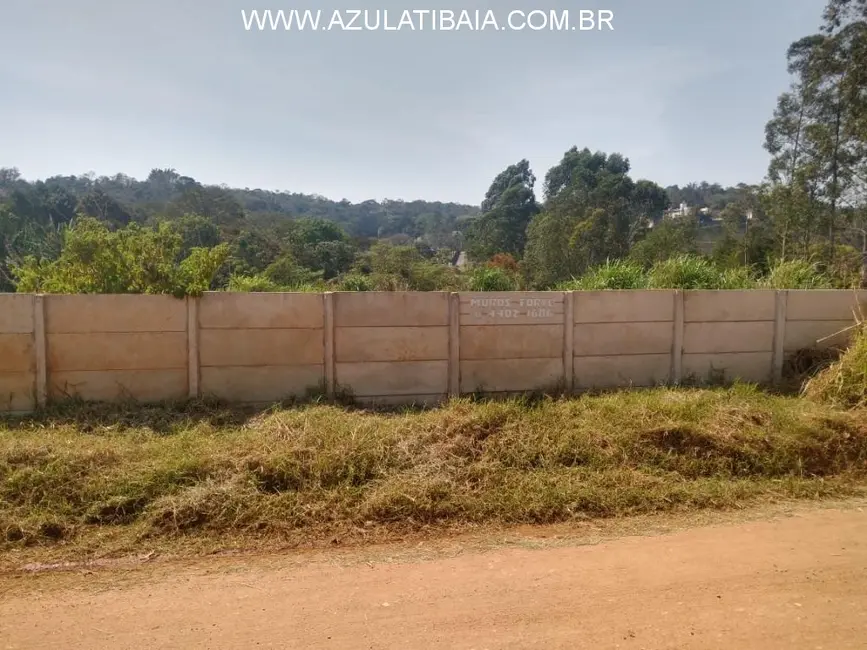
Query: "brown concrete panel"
199 293 324 329
200 329 324 367
0 333 34 373
200 365 324 402
460 292 564 325
48 332 187 371
45 295 186 333
684 291 776 322
0 372 35 411
786 290 867 322
682 352 773 384
461 325 563 360
335 327 448 363
49 369 187 402
784 320 857 351
575 354 671 389
574 290 674 324
460 358 564 393
336 361 448 396
683 322 774 354
573 322 673 357
0 294 34 333
334 292 449 327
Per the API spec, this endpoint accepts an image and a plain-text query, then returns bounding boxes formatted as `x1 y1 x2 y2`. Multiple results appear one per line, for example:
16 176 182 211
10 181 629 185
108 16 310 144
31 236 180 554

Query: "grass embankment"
2 384 866 562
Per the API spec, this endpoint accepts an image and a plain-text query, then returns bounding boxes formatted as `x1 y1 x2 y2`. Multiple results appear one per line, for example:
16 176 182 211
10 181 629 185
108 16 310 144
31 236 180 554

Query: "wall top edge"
5 289 866 298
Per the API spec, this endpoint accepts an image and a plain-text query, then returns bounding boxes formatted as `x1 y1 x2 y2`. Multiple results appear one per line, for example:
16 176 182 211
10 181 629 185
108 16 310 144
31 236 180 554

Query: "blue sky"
1 0 825 205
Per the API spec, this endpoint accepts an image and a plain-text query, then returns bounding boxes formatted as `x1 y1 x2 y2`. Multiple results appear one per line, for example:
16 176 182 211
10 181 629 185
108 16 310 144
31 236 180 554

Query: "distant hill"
0 167 480 240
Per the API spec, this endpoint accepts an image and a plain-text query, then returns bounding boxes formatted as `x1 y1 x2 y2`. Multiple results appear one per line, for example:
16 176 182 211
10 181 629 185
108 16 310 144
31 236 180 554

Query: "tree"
465 160 539 261
13 217 227 296
523 147 667 287
630 218 698 268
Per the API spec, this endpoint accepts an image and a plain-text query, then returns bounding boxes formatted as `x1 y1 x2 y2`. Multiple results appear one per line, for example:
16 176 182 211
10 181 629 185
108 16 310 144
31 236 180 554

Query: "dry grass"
804 325 867 409
1 386 867 563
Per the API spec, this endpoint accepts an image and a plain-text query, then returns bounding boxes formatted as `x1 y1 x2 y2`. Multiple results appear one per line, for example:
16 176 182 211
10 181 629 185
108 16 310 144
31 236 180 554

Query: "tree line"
1 0 865 295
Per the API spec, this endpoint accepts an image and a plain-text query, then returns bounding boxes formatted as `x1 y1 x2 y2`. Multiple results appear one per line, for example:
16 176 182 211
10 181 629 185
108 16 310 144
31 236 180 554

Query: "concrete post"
563 291 575 393
33 295 47 408
772 290 788 384
448 292 460 397
672 290 684 384
187 296 200 399
324 292 336 399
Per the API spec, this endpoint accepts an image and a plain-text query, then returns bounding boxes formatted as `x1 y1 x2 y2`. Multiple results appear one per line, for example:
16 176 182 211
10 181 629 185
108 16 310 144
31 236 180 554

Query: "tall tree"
465 160 539 261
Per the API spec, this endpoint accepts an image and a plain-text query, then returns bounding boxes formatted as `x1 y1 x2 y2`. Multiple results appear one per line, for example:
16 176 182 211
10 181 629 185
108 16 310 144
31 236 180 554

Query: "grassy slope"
2 385 867 563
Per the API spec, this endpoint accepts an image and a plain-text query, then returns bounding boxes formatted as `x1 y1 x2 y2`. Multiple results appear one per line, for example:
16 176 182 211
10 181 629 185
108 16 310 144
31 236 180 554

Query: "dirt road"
2 508 866 649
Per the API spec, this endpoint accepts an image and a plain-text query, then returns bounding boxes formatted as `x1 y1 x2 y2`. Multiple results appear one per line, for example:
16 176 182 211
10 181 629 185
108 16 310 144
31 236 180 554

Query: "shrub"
804 324 867 409
559 259 648 290
647 255 725 289
466 266 519 291
762 259 832 290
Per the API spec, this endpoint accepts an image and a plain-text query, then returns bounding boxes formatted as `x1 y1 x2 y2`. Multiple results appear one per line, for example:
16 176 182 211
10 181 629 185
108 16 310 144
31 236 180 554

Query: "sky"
1 0 827 206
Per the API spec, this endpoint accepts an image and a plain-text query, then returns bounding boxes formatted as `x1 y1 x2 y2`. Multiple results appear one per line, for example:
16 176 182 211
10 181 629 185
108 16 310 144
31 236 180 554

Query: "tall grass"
647 255 755 289
805 325 867 409
2 388 866 552
558 260 648 290
762 259 833 290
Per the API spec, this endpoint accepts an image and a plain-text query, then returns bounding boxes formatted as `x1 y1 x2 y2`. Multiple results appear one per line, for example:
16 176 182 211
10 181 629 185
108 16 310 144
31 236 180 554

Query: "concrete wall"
45 295 188 403
460 292 565 394
682 290 777 384
334 292 449 404
574 291 675 389
0 295 36 411
1 289 865 411
198 293 325 403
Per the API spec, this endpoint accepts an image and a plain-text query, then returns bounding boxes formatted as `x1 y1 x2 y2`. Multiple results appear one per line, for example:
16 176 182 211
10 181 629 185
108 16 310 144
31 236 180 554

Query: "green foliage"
647 255 738 290
630 218 698 267
523 147 668 288
559 259 648 290
13 217 228 297
336 273 374 291
805 325 867 409
465 266 519 292
226 274 285 292
465 160 539 261
762 259 833 289
262 254 323 287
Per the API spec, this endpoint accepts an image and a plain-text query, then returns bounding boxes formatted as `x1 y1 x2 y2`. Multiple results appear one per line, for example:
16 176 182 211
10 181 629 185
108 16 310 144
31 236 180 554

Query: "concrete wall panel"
0 334 34 373
46 295 186 333
460 358 563 393
0 294 34 333
201 365 324 402
460 292 564 325
200 329 324 367
685 291 776 322
683 322 774 354
461 325 563 360
199 293 323 329
683 352 773 384
335 326 448 363
573 322 673 357
0 373 34 411
786 290 867 322
48 332 187 371
784 320 856 351
335 292 448 327
337 361 448 396
574 291 674 323
49 370 187 402
575 354 671 389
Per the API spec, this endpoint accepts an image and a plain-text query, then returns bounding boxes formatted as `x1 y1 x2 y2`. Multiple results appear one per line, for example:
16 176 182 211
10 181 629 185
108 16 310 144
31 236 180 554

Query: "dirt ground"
1 506 866 649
